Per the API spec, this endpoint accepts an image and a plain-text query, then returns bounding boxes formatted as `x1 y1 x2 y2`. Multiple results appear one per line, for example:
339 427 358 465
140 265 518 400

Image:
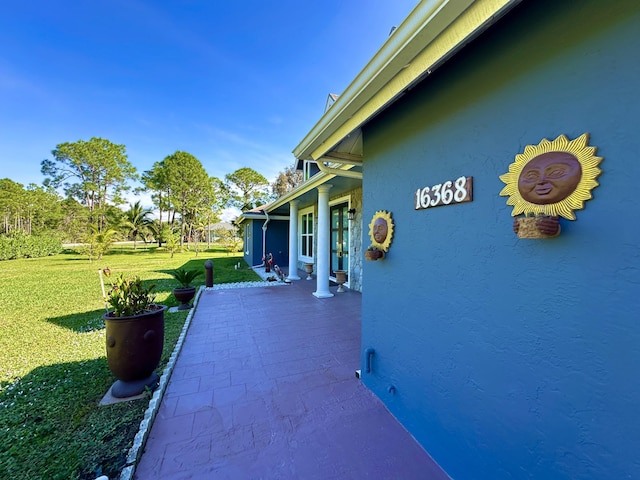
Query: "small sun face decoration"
368 210 394 252
499 133 602 220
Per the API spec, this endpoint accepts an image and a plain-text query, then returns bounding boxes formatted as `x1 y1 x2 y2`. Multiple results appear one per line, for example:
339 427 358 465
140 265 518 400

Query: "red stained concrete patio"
134 272 448 479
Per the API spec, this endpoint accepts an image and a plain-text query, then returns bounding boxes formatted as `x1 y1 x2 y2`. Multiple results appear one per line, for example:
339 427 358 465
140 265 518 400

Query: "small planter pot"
334 270 347 293
173 286 197 310
514 216 561 239
304 263 314 280
103 304 166 398
365 249 384 261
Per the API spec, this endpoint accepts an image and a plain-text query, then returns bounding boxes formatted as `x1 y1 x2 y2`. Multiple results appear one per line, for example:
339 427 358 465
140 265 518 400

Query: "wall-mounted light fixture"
348 208 356 221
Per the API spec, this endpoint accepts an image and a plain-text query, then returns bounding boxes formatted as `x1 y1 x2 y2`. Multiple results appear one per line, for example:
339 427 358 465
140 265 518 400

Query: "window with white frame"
303 161 312 181
299 208 314 259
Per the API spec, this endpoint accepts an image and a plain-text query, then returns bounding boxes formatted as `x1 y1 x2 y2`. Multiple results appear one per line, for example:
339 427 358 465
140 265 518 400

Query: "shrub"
0 231 62 261
218 230 243 255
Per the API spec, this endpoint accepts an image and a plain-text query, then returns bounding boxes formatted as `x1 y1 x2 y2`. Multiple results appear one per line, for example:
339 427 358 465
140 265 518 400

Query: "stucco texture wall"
266 220 289 268
360 1 640 479
244 219 288 268
244 221 263 267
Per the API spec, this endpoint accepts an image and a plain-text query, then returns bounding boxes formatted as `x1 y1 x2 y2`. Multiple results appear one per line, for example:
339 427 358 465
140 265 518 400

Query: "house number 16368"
414 176 473 210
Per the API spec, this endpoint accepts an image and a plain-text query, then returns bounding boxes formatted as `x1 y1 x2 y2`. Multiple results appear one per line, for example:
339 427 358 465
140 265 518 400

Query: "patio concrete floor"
134 271 449 479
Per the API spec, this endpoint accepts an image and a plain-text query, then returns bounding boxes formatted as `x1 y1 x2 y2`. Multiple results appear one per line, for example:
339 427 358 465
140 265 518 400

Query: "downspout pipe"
261 209 270 264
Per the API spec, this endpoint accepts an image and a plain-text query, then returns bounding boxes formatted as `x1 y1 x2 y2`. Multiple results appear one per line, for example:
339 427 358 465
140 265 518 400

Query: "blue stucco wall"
243 219 289 268
361 1 640 479
243 221 263 267
266 220 289 268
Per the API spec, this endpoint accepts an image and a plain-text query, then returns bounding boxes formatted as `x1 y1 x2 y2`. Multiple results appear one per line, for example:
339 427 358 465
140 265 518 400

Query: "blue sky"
1 0 418 202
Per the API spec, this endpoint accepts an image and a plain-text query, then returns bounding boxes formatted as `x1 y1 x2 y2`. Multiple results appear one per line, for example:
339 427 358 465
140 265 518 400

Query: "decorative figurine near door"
499 133 603 238
366 210 394 260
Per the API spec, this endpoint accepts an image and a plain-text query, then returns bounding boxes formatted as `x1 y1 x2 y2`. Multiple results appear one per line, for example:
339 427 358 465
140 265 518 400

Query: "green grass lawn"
0 244 260 480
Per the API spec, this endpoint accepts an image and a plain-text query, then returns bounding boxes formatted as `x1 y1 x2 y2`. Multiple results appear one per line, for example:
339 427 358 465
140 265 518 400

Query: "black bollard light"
204 259 214 287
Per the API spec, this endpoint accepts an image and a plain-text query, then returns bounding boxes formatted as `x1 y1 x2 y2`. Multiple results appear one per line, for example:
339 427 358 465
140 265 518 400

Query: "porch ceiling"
267 172 362 217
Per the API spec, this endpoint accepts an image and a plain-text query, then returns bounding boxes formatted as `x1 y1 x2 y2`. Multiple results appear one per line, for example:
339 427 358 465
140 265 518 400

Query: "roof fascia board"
314 0 523 160
294 0 520 161
293 0 470 160
237 214 290 223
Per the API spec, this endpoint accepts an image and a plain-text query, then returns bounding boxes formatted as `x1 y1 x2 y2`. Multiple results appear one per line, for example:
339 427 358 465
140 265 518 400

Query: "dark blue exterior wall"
266 220 289 268
361 1 640 479
244 220 264 267
243 219 289 269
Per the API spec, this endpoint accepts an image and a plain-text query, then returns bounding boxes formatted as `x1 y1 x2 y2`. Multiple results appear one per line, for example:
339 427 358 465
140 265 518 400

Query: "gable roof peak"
325 93 340 112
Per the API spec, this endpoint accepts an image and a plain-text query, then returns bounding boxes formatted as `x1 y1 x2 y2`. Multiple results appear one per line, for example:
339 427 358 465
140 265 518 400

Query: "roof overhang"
266 165 353 213
293 0 522 162
236 212 290 225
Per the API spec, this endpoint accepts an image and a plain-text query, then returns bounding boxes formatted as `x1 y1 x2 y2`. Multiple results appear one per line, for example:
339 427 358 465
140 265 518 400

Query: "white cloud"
221 207 241 222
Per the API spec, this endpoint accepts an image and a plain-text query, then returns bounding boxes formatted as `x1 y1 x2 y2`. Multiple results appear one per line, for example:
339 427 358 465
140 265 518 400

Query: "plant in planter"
102 272 167 398
169 267 202 310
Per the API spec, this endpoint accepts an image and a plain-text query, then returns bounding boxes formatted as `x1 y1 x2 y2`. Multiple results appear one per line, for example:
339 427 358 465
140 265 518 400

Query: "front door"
330 203 349 279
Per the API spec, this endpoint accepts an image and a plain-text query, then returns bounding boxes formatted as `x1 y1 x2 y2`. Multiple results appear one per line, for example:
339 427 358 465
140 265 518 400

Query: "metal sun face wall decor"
368 210 394 252
499 133 603 238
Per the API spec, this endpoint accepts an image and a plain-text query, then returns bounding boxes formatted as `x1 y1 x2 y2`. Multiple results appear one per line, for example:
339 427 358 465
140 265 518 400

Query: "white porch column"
286 200 300 281
314 184 334 298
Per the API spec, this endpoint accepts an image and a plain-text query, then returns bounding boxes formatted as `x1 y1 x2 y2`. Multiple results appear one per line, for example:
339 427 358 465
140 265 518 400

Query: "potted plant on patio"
102 272 167 398
169 267 202 310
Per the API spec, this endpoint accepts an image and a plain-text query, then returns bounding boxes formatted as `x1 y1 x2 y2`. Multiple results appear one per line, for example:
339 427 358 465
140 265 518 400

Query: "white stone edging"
117 286 203 480
114 278 289 480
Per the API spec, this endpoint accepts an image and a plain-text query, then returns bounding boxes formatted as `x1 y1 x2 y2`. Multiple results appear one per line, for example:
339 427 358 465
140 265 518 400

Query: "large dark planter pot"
173 286 197 310
103 304 166 398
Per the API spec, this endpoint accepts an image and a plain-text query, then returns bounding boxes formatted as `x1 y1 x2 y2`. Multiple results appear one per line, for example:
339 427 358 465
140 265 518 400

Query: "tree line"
1 137 303 252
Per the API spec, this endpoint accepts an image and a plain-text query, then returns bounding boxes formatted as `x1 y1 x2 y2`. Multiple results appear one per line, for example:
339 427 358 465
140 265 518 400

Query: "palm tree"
81 224 117 261
122 201 152 250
